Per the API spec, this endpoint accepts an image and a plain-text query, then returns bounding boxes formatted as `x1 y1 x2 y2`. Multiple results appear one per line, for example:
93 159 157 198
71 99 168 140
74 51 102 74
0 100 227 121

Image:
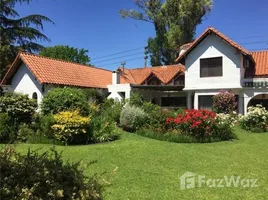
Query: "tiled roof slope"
118 64 185 85
250 50 268 77
176 27 250 63
1 53 112 89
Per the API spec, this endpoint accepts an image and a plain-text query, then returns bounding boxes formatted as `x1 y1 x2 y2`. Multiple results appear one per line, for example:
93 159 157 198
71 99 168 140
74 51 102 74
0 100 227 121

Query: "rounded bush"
41 87 90 116
240 105 268 132
0 92 37 124
0 147 103 199
52 110 91 145
120 104 147 132
212 90 237 114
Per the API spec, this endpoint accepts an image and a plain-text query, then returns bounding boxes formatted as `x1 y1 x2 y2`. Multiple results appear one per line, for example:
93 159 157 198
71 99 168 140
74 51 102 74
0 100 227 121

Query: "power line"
91 47 144 61
90 37 267 65
92 51 145 64
240 41 268 45
98 56 145 67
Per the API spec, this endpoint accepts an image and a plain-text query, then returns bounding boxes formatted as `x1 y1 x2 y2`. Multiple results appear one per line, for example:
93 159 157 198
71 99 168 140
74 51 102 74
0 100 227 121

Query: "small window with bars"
200 57 223 77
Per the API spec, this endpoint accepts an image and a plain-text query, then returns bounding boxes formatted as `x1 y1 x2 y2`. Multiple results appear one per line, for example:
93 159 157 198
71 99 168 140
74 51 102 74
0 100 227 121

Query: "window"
32 92 38 103
198 95 213 110
161 97 186 107
174 75 185 86
200 57 222 77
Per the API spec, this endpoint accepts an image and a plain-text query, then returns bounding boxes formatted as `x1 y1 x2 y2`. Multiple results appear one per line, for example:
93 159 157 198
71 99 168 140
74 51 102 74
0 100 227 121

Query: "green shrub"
141 102 175 132
250 127 266 133
0 147 103 199
129 92 145 107
136 128 198 143
37 114 55 138
240 105 268 132
52 110 91 145
0 92 37 125
101 99 123 123
83 88 106 104
41 87 90 116
0 113 15 143
17 124 35 142
90 116 119 143
27 132 63 145
120 104 147 132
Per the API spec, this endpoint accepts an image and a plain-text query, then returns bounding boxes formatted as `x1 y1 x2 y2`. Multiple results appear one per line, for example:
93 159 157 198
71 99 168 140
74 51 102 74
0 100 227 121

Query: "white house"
107 27 268 114
0 53 112 104
1 27 267 114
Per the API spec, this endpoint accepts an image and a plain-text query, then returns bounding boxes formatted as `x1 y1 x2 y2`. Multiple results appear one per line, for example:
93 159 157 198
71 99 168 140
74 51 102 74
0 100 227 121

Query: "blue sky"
16 0 268 70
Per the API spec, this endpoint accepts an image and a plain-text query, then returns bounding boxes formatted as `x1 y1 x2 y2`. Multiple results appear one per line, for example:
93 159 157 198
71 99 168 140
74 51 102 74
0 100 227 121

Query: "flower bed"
166 109 236 142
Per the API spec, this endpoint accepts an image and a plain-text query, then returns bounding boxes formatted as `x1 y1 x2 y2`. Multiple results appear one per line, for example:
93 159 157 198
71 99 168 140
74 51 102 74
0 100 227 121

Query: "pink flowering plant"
212 90 237 114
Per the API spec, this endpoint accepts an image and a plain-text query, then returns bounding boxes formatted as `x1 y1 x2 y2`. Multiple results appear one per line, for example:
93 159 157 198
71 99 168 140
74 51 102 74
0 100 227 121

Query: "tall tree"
0 0 54 79
120 0 213 66
39 45 91 65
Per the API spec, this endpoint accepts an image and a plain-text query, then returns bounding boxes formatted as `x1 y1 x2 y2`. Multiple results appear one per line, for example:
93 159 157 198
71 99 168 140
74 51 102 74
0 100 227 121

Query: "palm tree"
0 0 54 79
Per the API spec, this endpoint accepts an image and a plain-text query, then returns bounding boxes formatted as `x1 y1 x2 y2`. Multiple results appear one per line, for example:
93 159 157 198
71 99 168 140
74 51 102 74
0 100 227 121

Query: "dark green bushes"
0 113 15 143
41 87 90 116
0 93 37 142
0 92 37 124
0 147 103 199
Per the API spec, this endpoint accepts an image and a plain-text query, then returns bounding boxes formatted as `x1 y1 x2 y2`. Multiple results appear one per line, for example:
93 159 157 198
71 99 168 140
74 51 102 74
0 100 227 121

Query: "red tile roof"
118 64 185 85
250 50 268 77
1 53 112 89
176 27 251 63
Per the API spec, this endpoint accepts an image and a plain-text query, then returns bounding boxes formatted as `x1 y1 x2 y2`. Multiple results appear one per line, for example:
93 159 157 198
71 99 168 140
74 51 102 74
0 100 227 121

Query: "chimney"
112 71 120 85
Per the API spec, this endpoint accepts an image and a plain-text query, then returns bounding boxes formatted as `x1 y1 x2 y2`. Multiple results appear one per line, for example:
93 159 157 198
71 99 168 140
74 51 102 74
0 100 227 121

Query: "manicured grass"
2 128 268 199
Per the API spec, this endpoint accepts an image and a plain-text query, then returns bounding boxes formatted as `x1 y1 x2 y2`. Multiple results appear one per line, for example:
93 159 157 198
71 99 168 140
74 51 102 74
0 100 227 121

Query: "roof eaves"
175 27 251 63
0 54 21 85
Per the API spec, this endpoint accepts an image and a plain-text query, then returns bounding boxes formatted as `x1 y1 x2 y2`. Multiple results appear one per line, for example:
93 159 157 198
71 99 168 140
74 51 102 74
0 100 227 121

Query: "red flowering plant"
166 109 235 142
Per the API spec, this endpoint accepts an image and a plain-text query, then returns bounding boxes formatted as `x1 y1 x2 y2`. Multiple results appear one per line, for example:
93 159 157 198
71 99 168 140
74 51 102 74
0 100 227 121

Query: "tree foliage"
39 45 91 65
120 0 213 66
0 0 54 79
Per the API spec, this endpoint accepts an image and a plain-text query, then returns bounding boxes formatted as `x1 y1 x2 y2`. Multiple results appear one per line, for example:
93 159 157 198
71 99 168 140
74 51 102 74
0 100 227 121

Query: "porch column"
125 88 131 99
238 92 244 115
194 93 198 109
187 92 192 109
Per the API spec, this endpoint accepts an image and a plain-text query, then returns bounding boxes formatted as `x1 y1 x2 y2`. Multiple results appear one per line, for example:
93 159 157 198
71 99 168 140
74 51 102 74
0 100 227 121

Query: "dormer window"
200 57 223 77
147 75 161 85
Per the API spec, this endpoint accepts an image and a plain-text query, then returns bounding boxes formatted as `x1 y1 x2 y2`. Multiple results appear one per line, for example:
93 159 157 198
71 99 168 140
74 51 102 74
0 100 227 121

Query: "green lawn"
2 128 268 200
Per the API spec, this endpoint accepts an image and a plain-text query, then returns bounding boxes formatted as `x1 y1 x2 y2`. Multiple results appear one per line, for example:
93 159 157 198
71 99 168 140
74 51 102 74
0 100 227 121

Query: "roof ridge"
175 27 251 63
124 64 183 71
19 52 112 72
250 50 268 53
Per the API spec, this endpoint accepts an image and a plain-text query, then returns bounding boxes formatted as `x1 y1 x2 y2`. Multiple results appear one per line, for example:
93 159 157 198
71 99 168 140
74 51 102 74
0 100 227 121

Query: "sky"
15 0 268 71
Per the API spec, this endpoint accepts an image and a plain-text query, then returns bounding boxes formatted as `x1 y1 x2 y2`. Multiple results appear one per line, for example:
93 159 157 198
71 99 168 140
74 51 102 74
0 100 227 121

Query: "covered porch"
131 85 187 108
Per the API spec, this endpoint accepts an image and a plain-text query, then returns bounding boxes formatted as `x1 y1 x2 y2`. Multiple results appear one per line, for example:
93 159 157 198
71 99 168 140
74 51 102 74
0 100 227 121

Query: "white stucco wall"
11 63 43 104
184 34 243 90
107 84 131 101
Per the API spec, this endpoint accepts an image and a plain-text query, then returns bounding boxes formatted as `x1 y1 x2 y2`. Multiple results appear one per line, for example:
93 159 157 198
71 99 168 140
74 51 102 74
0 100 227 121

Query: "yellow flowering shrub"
52 111 91 144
